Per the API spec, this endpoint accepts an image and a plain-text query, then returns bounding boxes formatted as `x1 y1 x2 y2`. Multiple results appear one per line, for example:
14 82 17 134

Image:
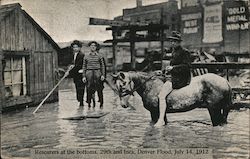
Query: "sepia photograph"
0 0 249 159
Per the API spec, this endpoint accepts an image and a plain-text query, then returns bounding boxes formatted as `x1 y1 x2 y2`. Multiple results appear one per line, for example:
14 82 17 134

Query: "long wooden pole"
32 67 73 114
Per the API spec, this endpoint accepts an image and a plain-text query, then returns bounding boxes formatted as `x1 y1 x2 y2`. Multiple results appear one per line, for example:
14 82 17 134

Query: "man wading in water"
66 40 85 106
82 41 106 109
155 31 191 127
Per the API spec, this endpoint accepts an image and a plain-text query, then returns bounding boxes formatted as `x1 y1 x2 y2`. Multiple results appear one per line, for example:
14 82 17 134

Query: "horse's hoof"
154 121 165 127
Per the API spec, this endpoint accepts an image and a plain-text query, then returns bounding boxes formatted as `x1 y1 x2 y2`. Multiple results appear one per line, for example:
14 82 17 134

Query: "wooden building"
0 3 60 110
100 0 179 71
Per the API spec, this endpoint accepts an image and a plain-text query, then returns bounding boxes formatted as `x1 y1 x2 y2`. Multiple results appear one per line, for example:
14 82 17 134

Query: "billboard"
203 3 223 43
225 2 249 31
182 12 202 34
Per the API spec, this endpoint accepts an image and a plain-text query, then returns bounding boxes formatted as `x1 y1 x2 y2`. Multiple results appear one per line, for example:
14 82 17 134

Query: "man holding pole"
66 40 85 106
33 40 84 114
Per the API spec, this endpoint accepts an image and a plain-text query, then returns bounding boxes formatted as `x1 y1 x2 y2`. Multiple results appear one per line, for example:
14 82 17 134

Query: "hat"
71 40 82 48
167 31 182 41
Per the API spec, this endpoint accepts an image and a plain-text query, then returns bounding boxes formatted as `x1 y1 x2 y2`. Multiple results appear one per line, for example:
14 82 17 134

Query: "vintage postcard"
0 0 249 159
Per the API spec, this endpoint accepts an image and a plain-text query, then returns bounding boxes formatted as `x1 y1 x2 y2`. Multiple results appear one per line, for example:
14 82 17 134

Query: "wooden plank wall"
32 51 55 103
0 7 59 107
0 49 5 111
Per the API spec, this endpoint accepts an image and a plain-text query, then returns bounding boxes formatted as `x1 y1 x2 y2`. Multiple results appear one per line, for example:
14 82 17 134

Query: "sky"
1 0 172 42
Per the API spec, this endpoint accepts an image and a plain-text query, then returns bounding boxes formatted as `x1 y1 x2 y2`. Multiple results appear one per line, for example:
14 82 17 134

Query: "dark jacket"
68 52 85 81
169 46 191 89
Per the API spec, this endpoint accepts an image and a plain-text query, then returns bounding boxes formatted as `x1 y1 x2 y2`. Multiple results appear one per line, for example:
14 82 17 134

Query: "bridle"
118 80 135 97
118 74 157 97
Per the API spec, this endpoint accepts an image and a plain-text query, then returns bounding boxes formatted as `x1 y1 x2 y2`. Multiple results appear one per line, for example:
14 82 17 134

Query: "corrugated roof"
0 3 61 52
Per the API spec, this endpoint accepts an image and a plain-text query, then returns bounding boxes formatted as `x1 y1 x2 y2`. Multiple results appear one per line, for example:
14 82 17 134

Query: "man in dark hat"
82 41 106 109
155 31 191 127
66 40 85 106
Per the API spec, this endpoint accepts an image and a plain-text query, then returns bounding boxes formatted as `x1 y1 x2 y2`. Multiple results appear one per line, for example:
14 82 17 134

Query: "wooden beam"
130 29 136 70
112 30 118 73
191 62 250 69
106 24 169 31
89 17 128 26
225 53 250 57
104 37 170 43
89 17 149 26
3 50 30 57
4 96 32 108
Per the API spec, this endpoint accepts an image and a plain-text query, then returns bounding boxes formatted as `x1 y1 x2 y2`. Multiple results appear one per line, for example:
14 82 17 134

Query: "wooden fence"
191 62 250 107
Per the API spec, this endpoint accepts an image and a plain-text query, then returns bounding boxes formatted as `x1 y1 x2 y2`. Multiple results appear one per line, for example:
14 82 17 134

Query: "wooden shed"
0 3 60 110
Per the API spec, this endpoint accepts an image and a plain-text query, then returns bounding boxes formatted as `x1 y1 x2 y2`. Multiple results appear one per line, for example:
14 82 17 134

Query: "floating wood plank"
62 112 110 120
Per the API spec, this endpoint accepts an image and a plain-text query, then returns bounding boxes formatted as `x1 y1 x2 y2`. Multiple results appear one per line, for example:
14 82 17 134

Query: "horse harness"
118 74 157 98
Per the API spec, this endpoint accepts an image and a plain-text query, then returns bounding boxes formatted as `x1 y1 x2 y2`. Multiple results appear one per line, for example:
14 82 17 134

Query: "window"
3 56 27 97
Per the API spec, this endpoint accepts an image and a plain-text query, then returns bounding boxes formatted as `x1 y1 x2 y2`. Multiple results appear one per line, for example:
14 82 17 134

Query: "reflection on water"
1 78 250 158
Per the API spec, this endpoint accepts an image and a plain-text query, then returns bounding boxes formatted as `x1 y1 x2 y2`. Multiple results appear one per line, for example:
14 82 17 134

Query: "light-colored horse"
112 71 232 126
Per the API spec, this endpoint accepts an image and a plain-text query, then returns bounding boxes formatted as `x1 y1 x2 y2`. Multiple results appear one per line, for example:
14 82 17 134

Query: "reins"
119 74 157 97
104 79 120 96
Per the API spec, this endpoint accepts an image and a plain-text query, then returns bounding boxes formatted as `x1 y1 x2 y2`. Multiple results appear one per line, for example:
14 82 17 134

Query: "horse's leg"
221 107 230 125
150 108 159 124
164 112 168 124
155 82 172 127
92 93 96 108
221 88 232 125
208 107 222 126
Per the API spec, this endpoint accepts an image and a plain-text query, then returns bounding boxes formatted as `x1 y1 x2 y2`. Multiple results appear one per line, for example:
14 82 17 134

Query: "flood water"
1 78 250 159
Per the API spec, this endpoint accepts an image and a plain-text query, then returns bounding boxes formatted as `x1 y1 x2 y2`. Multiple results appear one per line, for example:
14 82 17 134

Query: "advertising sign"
181 13 202 34
203 3 223 43
181 0 199 8
225 5 249 31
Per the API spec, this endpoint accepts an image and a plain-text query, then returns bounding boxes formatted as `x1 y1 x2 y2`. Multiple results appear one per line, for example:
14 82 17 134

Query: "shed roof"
0 3 61 52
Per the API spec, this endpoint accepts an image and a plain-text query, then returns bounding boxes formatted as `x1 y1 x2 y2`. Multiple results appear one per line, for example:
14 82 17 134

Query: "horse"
112 71 232 127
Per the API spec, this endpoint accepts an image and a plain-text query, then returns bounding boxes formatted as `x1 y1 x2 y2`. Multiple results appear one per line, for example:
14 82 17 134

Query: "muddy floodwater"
1 78 250 159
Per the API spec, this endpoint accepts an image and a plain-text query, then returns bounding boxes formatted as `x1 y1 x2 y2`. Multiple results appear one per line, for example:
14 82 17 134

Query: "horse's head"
112 72 134 108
